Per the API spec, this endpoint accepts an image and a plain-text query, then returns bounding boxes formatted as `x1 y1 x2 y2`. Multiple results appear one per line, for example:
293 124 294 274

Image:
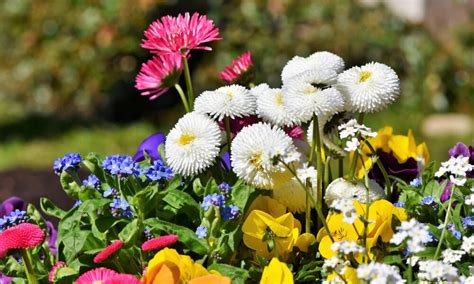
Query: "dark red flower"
93 240 124 263
141 234 178 252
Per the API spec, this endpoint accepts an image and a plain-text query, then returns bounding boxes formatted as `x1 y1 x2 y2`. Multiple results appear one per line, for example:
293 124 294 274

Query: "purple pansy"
448 142 474 178
133 132 166 162
46 221 58 255
369 150 419 186
0 197 26 217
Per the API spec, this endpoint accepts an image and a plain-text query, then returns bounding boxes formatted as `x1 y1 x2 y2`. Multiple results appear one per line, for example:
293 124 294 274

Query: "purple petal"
220 151 232 171
46 221 58 255
0 197 26 217
132 132 166 162
440 180 453 203
448 142 470 158
0 274 12 284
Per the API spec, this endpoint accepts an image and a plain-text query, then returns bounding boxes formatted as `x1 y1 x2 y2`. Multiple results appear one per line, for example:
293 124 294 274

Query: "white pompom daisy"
256 87 298 127
337 62 400 113
165 112 222 177
231 122 297 189
324 177 385 206
249 83 270 97
285 82 346 123
281 51 344 85
194 84 256 120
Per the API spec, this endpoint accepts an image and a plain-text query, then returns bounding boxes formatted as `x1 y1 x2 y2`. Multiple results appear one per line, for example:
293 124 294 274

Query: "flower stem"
224 116 232 151
313 115 324 231
434 186 455 259
338 158 343 178
174 84 190 112
182 56 194 109
306 115 319 232
21 249 38 284
362 138 392 196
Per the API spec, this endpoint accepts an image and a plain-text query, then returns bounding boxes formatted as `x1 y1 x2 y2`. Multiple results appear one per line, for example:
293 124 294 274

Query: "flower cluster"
390 219 432 253
102 155 141 177
53 153 81 175
0 209 29 232
338 119 377 152
435 155 473 186
83 174 100 189
201 192 240 220
109 198 133 218
144 159 174 181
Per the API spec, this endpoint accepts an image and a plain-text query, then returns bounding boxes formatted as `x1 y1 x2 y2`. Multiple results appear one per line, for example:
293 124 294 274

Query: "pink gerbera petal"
93 240 124 263
49 261 66 283
0 223 45 258
135 53 183 100
76 267 118 284
219 51 253 83
141 234 178 252
141 12 221 55
104 274 141 284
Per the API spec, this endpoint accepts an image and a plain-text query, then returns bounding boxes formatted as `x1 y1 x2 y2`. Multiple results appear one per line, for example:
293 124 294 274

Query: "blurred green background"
0 0 473 173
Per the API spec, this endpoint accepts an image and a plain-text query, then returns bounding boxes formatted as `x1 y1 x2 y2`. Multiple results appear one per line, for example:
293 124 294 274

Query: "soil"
0 168 74 218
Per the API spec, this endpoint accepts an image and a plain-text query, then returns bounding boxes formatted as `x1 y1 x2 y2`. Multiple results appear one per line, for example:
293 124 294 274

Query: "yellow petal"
246 196 287 218
417 142 430 164
295 233 316 253
318 236 336 259
260 258 294 284
189 274 232 284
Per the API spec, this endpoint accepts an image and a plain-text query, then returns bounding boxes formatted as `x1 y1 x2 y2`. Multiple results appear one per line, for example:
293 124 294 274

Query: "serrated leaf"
40 197 67 219
118 219 140 246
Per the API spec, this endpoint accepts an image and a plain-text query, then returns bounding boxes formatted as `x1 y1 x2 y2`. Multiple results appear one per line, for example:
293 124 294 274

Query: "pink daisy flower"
93 240 124 263
141 12 221 55
141 234 178 252
0 223 45 258
48 261 66 283
75 267 117 284
219 51 253 83
284 125 305 140
104 274 141 284
135 53 183 100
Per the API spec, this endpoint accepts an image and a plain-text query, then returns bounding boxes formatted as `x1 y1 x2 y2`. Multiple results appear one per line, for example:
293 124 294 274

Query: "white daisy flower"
284 81 346 124
256 87 297 127
194 84 256 120
165 112 222 177
231 123 297 189
324 177 385 206
337 62 400 113
249 83 270 97
281 51 344 85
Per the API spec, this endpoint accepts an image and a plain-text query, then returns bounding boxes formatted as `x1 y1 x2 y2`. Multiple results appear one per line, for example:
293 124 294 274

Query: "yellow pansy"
327 267 360 284
318 199 407 261
294 233 316 253
260 258 294 284
246 195 287 218
357 127 429 178
142 248 230 284
242 210 300 259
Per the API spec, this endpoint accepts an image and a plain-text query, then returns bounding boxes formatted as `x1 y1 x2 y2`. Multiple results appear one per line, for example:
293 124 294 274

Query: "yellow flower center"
332 228 348 241
250 152 263 170
359 70 372 82
226 90 235 98
304 86 316 94
178 133 196 145
275 92 284 107
93 281 102 284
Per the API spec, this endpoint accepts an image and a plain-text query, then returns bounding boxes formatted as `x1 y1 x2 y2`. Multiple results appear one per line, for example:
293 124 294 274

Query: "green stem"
434 186 455 258
313 115 324 231
305 116 319 232
113 257 126 273
21 249 38 284
363 139 392 196
182 56 194 109
280 159 334 243
349 113 365 179
407 256 413 284
338 158 343 178
174 84 190 112
224 116 232 151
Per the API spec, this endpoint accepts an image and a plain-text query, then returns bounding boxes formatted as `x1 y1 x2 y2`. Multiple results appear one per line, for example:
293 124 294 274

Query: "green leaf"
54 267 78 282
230 181 255 210
383 255 402 264
61 230 91 263
423 180 444 200
161 189 200 223
144 218 209 255
193 178 205 196
40 197 67 219
208 264 249 284
60 170 82 198
119 219 140 246
26 203 46 228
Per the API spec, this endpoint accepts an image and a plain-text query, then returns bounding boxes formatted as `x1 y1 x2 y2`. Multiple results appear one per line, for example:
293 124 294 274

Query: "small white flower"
406 256 419 267
418 260 459 282
194 84 256 120
256 87 297 126
231 122 297 189
442 249 465 263
344 137 360 152
337 62 400 113
165 112 222 177
338 119 377 139
435 156 473 187
331 241 365 255
390 219 431 253
331 199 358 224
323 257 341 270
461 236 474 255
466 194 474 207
357 262 404 284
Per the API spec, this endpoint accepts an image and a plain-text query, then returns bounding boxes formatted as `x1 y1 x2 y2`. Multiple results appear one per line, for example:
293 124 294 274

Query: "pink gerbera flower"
0 223 45 258
141 12 221 55
135 53 183 100
75 267 118 284
93 240 124 263
49 261 66 283
219 51 253 83
104 274 141 284
141 234 178 252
